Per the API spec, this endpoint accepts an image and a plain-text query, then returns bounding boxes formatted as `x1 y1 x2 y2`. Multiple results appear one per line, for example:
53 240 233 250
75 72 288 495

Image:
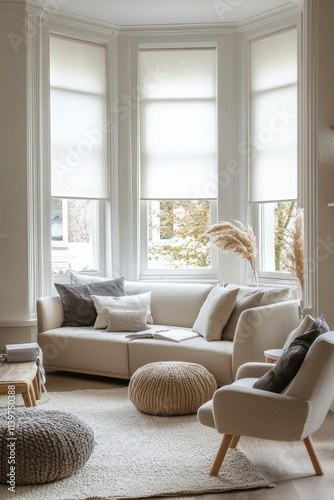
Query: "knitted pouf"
128 361 217 416
0 408 95 485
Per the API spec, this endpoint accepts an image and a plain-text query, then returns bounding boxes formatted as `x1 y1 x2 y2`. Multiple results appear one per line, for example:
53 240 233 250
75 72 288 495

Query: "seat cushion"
128 331 234 386
38 328 131 378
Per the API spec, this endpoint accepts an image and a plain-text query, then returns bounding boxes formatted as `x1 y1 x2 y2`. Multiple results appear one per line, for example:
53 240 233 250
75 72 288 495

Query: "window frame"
137 42 219 281
37 20 117 294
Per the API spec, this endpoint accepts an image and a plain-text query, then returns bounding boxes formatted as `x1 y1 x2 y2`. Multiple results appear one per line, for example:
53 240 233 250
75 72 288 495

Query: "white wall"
316 0 334 328
0 3 37 347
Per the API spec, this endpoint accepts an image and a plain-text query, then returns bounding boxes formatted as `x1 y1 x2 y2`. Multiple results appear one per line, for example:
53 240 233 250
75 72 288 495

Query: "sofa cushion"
125 281 214 328
92 292 153 329
225 284 293 306
38 327 131 378
54 278 126 327
106 308 149 332
128 333 234 387
192 284 239 341
260 286 293 305
253 315 329 393
222 287 265 341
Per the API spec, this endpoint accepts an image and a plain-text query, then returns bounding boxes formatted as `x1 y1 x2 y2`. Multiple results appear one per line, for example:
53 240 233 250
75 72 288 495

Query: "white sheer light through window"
50 36 109 200
139 48 217 200
249 28 297 203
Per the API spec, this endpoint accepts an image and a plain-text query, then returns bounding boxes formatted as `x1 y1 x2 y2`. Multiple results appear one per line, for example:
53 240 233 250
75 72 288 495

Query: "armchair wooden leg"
210 434 234 476
230 435 240 448
304 436 324 476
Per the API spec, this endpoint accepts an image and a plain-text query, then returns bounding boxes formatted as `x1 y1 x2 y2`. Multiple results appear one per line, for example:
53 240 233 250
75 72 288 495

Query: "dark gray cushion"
54 278 126 327
308 314 330 336
253 315 329 393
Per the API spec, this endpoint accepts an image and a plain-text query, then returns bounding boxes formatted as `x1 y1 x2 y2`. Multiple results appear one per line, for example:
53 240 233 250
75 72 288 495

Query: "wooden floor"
45 370 334 500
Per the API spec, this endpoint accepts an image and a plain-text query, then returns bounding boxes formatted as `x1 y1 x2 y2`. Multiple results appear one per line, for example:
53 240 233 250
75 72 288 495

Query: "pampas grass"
204 221 257 282
284 208 304 293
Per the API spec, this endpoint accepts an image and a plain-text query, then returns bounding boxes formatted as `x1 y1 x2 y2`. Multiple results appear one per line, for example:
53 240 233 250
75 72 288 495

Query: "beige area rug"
0 388 274 499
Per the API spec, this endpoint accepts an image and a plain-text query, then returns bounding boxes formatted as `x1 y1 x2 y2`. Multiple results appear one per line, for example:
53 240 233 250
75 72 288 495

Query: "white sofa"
37 280 300 386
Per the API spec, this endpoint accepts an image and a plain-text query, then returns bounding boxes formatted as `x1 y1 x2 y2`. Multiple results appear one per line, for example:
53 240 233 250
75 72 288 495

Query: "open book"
125 328 199 343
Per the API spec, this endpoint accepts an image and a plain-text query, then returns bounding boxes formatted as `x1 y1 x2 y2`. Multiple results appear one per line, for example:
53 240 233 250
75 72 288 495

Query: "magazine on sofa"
125 328 200 342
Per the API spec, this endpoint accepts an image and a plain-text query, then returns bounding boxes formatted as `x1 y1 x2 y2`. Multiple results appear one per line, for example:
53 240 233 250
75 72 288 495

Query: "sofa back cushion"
229 284 293 304
222 286 265 341
125 281 214 328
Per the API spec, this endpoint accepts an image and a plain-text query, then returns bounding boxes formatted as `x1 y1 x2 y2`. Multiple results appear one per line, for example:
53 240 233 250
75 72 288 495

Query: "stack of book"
6 342 40 362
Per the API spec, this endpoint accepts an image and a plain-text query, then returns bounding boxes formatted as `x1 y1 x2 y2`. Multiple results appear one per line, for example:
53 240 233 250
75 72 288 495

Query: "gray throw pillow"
253 315 329 393
54 278 126 327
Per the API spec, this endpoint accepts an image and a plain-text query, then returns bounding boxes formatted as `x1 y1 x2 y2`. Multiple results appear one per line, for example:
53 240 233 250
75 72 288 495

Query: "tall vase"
251 269 258 287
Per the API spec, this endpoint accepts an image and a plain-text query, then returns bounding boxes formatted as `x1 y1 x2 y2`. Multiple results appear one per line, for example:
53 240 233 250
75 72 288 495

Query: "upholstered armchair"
197 331 334 476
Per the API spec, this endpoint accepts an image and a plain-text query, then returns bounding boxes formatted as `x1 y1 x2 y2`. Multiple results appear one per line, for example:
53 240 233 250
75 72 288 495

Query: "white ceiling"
40 0 298 28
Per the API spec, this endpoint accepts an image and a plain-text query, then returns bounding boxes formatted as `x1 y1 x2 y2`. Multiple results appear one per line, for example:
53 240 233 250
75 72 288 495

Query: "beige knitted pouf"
0 408 95 485
128 361 217 416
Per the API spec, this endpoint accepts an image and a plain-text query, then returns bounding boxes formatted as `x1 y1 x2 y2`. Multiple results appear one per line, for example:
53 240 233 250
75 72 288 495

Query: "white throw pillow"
106 308 148 332
92 292 153 329
283 314 314 351
192 284 239 342
70 272 113 284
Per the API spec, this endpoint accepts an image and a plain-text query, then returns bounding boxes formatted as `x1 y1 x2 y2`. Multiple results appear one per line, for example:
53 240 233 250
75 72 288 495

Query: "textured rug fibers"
0 387 274 499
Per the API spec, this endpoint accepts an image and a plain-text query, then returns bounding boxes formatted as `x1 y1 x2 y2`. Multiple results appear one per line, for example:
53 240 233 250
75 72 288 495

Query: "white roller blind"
50 36 109 199
249 28 297 203
139 48 217 200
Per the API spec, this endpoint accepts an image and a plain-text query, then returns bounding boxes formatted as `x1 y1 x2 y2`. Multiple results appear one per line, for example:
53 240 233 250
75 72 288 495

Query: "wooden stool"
0 361 40 407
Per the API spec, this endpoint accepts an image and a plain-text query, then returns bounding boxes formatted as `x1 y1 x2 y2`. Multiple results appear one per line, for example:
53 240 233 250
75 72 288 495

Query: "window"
138 47 217 277
147 200 211 270
51 198 98 274
248 28 298 277
259 201 297 273
49 35 108 279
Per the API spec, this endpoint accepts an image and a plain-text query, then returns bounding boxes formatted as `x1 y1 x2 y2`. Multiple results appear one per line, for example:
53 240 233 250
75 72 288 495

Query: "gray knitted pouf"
129 361 217 416
0 408 95 485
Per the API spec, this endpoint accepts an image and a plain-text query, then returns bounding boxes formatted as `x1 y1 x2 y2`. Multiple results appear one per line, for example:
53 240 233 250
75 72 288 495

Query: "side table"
264 348 284 364
0 360 40 407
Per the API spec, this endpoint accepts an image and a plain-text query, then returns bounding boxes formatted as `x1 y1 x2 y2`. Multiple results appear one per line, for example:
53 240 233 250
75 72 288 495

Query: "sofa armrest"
37 296 64 333
232 299 300 380
235 361 274 380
